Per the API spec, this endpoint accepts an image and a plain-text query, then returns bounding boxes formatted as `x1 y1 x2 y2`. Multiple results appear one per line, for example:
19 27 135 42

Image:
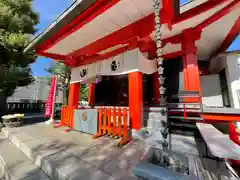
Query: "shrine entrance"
95 75 129 106
163 57 184 102
94 74 155 107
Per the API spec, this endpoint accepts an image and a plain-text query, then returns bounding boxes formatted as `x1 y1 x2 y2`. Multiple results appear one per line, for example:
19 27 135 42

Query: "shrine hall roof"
25 0 96 52
24 0 195 52
25 0 240 65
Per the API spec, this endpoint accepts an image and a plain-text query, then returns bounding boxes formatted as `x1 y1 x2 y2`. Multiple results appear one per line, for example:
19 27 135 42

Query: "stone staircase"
0 125 126 180
144 92 204 138
0 123 239 180
167 91 203 138
144 107 168 130
168 102 203 138
0 132 50 180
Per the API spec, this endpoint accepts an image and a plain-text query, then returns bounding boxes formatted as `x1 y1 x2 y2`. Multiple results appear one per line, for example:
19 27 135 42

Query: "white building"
200 51 240 108
7 76 63 103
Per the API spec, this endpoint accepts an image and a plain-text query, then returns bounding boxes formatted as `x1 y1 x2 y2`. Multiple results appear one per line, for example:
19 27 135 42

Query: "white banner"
70 48 157 84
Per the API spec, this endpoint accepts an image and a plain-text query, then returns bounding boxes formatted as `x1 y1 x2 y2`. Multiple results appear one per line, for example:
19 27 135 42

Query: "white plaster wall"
209 56 233 107
70 49 157 84
209 54 240 108
225 55 240 108
209 56 227 73
138 52 158 75
200 74 223 107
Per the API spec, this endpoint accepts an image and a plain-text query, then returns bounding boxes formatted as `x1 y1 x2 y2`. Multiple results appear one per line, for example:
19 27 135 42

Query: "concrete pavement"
1 122 238 180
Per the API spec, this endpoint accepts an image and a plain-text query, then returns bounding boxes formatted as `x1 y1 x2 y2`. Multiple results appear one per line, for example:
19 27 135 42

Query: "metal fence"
4 102 62 114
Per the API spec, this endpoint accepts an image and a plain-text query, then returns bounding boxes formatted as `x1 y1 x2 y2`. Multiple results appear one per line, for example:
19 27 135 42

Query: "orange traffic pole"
64 108 67 126
99 107 103 133
63 107 66 126
118 108 122 137
71 108 74 128
103 107 107 135
67 108 70 126
112 108 117 136
118 108 131 147
93 107 103 139
65 107 73 132
123 108 128 139
67 108 69 125
107 108 112 135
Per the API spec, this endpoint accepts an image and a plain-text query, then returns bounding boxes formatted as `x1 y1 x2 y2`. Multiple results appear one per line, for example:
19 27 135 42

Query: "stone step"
170 121 197 129
2 128 116 180
170 127 202 139
168 103 201 109
0 132 50 180
143 112 167 121
169 116 202 121
168 109 201 113
169 116 202 138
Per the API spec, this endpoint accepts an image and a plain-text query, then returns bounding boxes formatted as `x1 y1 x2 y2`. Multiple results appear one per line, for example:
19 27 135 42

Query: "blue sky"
31 0 240 77
31 0 73 77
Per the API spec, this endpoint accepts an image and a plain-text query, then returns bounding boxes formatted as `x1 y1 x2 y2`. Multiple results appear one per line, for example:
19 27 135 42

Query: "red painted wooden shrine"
25 0 240 148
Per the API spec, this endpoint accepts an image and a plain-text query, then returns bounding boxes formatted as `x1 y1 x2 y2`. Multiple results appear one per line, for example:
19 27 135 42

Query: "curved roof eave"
24 0 96 53
24 0 208 53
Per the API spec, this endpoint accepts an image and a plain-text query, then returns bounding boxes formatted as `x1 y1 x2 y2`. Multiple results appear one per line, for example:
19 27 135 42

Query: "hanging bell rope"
153 0 166 102
153 0 169 151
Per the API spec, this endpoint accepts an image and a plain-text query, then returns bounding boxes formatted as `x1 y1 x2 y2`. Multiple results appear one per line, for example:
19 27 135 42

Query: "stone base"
4 121 21 128
133 163 198 180
137 147 195 178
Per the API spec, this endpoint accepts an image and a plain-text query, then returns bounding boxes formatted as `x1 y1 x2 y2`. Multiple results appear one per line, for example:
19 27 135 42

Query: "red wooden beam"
129 72 143 130
203 114 240 122
216 16 240 53
56 0 232 57
182 29 201 95
36 0 239 67
195 0 240 31
162 0 239 48
173 0 229 24
37 0 232 56
161 0 174 29
162 50 184 59
37 0 121 52
38 0 176 53
162 34 182 46
88 83 95 106
70 14 155 57
37 43 184 67
37 52 67 60
75 45 130 67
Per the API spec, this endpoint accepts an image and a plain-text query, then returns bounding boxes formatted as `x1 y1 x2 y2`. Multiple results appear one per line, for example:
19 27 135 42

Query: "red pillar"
229 122 240 166
68 83 80 107
182 29 201 100
153 72 160 104
129 72 143 130
88 83 95 106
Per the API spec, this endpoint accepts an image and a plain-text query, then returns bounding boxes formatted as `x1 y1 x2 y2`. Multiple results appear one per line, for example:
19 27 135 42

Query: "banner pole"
44 76 57 125
51 75 57 124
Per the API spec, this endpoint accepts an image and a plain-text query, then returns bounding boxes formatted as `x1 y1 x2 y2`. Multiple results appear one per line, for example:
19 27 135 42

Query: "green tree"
46 61 89 105
0 0 39 101
80 84 88 102
46 61 71 105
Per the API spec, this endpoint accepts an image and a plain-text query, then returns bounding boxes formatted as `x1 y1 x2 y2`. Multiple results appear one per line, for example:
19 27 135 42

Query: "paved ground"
3 123 146 180
2 122 239 180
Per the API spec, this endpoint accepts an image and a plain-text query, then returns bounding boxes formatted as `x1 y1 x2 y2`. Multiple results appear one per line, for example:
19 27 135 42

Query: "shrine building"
24 0 240 136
